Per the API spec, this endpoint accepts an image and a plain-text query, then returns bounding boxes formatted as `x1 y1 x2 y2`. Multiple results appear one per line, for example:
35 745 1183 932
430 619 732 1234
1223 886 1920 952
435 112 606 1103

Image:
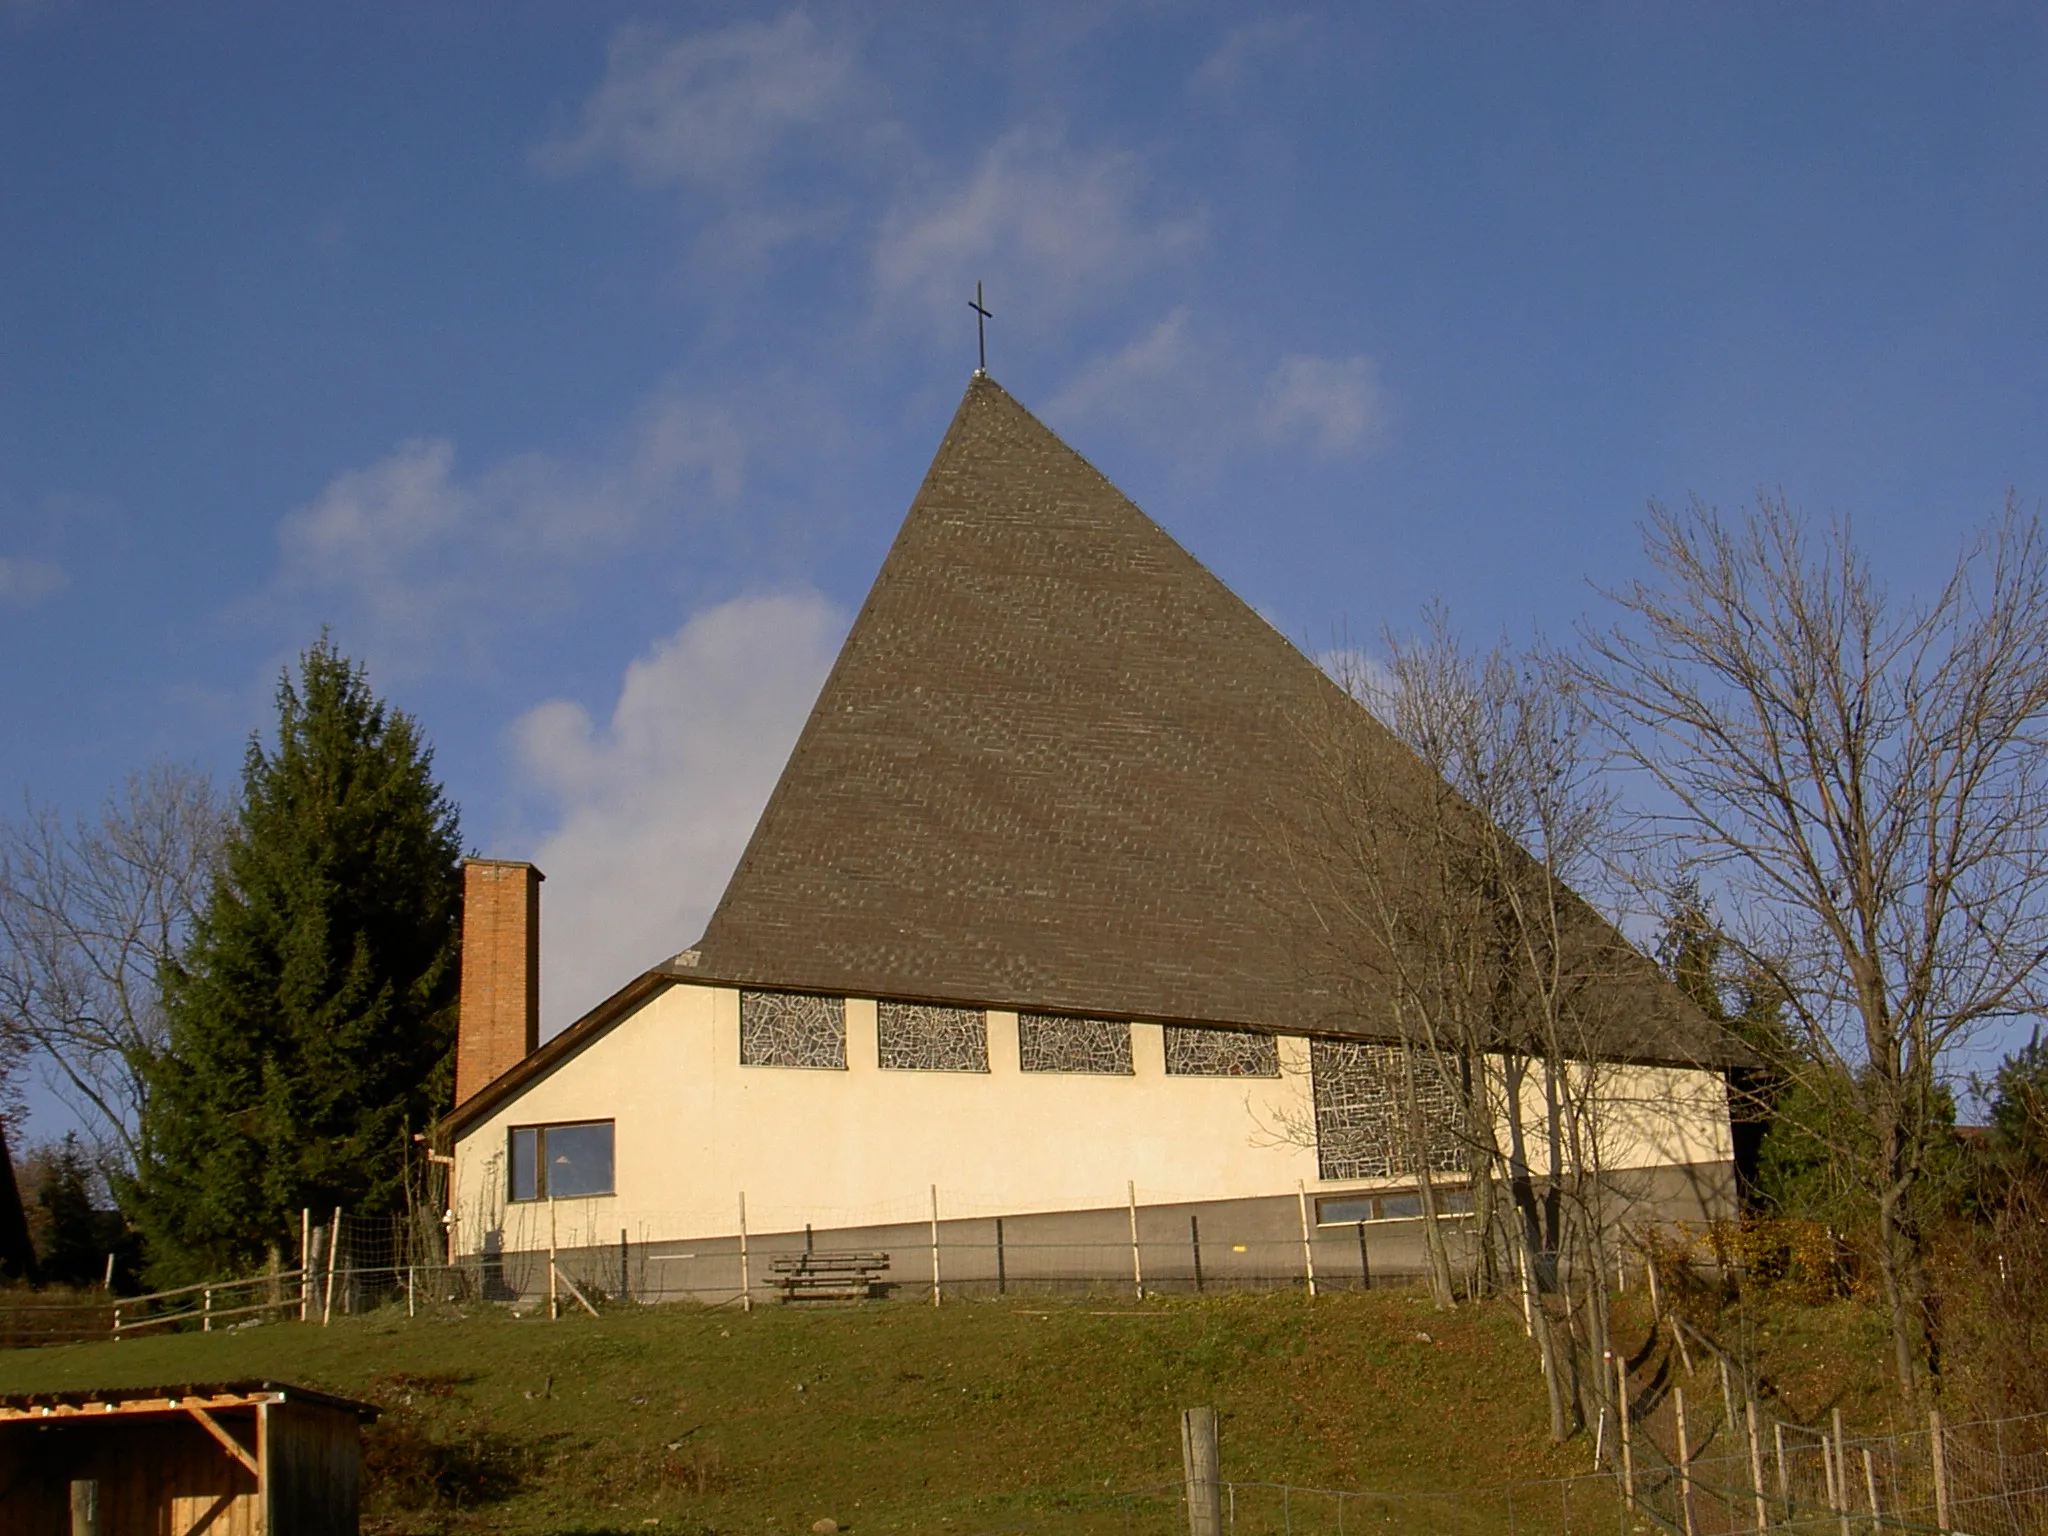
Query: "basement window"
508 1121 615 1202
1315 1188 1473 1226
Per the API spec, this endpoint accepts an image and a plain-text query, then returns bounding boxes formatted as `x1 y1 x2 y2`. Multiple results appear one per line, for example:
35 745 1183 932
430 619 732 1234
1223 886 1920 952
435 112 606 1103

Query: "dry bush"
1711 1219 1851 1307
1935 1177 2048 1419
360 1371 530 1515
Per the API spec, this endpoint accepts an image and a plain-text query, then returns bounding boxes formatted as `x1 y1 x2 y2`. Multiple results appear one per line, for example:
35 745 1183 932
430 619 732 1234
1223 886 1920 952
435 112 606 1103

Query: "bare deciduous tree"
1577 494 2048 1396
1284 608 1651 1444
0 764 229 1171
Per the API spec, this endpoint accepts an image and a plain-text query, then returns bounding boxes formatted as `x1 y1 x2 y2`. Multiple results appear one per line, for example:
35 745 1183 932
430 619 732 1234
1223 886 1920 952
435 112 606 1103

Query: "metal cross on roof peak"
969 282 992 376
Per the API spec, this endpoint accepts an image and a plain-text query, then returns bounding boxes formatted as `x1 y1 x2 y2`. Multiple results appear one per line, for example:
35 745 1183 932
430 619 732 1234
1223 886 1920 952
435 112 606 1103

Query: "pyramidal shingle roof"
686 375 1726 1066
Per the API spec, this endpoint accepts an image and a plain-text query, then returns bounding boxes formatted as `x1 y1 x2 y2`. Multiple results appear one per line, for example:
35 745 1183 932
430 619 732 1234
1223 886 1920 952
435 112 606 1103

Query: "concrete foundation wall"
486 1165 1737 1309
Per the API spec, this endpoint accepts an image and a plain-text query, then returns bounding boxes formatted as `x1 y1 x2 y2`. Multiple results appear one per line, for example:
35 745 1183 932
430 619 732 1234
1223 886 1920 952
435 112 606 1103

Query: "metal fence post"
931 1184 943 1306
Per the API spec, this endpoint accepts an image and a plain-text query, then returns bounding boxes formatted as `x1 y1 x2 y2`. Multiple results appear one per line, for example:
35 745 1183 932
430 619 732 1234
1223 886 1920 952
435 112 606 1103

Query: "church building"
442 374 1738 1297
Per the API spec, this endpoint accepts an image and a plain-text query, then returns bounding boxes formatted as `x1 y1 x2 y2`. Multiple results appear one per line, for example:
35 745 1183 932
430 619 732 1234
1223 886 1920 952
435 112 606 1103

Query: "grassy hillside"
0 1289 1899 1536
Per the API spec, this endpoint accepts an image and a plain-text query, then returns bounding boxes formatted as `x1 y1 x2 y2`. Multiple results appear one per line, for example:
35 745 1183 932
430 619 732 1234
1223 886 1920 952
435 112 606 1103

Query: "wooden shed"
0 1379 377 1535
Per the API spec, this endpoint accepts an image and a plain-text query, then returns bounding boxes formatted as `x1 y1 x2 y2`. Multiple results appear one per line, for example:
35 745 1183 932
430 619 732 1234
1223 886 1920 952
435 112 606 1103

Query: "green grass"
0 1289 1604 1535
0 1285 1911 1536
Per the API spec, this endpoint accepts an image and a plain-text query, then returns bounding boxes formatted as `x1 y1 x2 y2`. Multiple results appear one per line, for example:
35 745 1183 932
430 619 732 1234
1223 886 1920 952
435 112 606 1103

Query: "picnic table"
767 1251 890 1302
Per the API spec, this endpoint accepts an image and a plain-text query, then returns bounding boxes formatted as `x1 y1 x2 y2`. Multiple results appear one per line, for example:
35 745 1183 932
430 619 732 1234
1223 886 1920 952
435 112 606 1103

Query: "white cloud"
1046 308 1195 423
536 12 861 187
1188 16 1315 96
1258 354 1389 458
0 556 67 607
873 127 1203 336
267 388 744 674
512 592 845 1032
1315 645 1396 710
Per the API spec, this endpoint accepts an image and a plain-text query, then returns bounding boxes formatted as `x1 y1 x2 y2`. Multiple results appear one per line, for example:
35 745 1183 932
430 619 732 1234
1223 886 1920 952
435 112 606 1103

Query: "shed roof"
0 1380 377 1421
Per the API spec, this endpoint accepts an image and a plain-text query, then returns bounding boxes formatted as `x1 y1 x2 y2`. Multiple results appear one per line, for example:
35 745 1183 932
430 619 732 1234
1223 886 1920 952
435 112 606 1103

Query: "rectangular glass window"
509 1127 540 1203
1316 1188 1475 1225
507 1121 615 1201
1316 1196 1375 1224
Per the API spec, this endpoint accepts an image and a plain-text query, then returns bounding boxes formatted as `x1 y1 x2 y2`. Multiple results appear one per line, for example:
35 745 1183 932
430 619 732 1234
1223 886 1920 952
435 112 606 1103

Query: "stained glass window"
1018 1013 1133 1074
739 990 847 1069
878 1002 989 1072
1164 1025 1280 1077
1309 1040 1462 1181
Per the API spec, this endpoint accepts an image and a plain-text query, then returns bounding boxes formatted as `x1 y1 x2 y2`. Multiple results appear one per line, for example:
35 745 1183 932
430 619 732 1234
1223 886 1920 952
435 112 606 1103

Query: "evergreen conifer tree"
129 638 461 1281
35 1133 103 1287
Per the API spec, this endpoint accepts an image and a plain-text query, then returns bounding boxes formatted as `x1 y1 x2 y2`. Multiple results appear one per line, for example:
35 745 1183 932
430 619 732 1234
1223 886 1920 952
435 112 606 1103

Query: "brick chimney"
456 859 543 1107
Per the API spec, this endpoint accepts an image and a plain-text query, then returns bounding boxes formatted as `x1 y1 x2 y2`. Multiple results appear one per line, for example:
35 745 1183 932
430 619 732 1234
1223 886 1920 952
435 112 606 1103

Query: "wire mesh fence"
1214 1474 1628 1536
1625 1399 2048 1535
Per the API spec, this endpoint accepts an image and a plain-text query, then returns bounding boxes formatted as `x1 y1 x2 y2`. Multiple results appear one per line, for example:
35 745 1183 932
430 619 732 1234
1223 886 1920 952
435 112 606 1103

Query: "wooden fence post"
1774 1420 1789 1518
1676 1386 1697 1536
931 1185 943 1307
1613 1351 1634 1511
1127 1181 1143 1301
738 1192 751 1313
321 1208 340 1327
1931 1407 1951 1531
1295 1181 1316 1298
1746 1395 1768 1535
1832 1407 1851 1536
1181 1407 1223 1536
548 1196 560 1321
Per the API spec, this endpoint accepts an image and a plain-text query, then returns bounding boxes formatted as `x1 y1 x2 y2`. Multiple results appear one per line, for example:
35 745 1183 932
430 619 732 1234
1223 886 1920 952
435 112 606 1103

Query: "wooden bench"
767 1251 890 1302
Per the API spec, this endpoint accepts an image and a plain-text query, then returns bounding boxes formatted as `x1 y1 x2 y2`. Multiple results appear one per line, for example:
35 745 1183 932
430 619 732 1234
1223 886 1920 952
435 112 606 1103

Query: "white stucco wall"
450 981 1734 1256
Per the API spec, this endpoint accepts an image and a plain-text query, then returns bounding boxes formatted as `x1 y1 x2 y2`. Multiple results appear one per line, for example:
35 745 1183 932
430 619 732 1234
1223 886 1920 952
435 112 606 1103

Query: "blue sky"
5 5 2048 1071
